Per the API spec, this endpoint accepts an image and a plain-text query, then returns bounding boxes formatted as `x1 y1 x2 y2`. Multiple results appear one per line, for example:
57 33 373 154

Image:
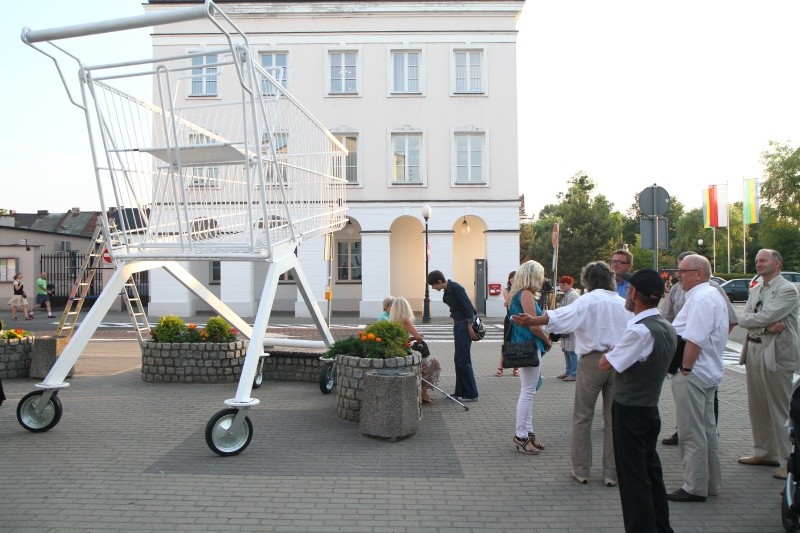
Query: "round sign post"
639 184 670 270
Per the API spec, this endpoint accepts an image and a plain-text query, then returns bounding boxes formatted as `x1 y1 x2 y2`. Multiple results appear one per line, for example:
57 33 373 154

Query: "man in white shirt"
599 268 676 533
512 261 631 486
667 254 729 503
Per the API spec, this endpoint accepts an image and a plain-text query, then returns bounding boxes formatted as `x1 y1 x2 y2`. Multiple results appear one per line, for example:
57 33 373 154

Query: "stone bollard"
29 336 74 379
359 368 419 440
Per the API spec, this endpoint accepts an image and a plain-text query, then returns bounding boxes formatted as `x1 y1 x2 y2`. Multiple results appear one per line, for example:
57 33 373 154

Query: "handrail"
21 3 211 44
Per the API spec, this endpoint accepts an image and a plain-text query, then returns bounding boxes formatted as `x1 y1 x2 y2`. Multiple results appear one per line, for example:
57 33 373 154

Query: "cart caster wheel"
252 371 263 389
319 363 334 394
205 408 253 457
17 391 63 433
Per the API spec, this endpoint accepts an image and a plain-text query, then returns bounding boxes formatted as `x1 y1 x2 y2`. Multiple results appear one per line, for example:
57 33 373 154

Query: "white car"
749 271 800 291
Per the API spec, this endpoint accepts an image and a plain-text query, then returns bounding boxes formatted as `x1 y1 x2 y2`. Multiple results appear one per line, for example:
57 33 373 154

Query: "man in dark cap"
600 268 676 532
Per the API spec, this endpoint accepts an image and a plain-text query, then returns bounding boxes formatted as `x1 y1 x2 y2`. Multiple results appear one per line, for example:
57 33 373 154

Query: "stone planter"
0 337 34 379
140 340 249 383
335 353 421 423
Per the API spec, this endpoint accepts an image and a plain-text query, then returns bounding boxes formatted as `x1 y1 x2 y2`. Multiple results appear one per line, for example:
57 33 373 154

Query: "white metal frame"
20 1 347 435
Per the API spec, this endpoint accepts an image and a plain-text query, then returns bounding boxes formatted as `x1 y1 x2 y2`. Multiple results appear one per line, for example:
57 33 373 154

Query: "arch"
389 215 425 313
452 215 487 305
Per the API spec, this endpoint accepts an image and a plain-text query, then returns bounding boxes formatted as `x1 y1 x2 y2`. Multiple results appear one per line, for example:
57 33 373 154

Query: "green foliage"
150 315 238 343
151 315 186 342
203 316 238 343
324 320 411 359
761 141 800 225
526 172 625 288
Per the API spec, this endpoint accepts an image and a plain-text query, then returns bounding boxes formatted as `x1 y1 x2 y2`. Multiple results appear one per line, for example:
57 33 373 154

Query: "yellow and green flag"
743 178 760 225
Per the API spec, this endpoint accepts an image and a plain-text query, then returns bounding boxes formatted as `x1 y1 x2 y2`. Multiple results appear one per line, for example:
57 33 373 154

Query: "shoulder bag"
501 311 540 369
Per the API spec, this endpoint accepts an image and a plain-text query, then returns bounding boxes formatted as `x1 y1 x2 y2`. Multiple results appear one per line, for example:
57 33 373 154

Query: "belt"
748 336 762 344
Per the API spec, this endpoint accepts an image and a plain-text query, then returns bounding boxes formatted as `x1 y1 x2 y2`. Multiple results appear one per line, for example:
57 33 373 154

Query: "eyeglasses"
609 260 630 265
677 269 701 275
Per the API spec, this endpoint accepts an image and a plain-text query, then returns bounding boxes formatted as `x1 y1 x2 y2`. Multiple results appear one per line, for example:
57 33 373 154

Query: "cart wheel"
205 408 253 457
17 391 63 433
319 362 335 394
252 371 263 389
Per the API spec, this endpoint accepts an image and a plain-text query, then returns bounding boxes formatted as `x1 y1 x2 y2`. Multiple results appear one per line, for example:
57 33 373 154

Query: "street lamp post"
422 205 432 323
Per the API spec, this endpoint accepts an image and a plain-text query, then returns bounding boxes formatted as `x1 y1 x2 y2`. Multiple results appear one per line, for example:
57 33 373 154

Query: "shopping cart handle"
22 3 211 44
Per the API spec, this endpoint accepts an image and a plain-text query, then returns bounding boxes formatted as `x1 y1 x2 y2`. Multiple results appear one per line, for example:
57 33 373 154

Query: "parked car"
721 278 752 302
710 276 726 286
749 271 800 290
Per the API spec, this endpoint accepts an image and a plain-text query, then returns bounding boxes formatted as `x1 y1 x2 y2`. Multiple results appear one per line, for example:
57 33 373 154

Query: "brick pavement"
0 315 788 532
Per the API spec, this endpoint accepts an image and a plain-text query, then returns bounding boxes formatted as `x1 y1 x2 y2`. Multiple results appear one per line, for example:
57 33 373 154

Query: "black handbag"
501 320 540 368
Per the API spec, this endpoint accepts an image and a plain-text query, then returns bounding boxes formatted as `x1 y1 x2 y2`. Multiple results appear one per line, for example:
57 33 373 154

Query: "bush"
1 327 31 340
150 315 238 343
324 320 411 359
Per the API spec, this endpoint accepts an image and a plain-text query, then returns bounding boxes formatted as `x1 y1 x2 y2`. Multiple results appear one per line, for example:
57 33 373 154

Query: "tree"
525 172 624 287
760 141 800 224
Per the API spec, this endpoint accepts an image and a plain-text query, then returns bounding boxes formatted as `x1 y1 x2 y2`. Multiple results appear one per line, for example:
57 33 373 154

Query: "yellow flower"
367 333 375 340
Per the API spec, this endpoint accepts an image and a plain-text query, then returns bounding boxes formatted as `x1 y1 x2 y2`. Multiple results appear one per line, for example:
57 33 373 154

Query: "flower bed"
140 340 249 383
0 327 34 379
335 353 420 422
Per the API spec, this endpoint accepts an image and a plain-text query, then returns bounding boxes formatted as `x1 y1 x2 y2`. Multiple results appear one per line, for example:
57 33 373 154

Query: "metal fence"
38 253 149 310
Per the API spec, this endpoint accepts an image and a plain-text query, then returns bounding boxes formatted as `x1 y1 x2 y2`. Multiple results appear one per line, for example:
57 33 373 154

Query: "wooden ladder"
56 222 150 341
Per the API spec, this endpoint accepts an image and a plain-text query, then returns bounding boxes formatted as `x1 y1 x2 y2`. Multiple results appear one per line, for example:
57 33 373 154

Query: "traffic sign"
102 248 113 263
639 185 669 216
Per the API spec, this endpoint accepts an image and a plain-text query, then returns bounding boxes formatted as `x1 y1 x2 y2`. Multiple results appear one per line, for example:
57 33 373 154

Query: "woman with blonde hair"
507 260 552 454
390 296 441 404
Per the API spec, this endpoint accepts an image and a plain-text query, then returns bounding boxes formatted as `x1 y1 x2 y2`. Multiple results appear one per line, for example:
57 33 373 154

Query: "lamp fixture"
345 218 355 236
460 217 470 235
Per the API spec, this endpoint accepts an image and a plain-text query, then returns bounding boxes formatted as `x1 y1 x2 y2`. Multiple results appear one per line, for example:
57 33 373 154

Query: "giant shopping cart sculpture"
19 1 347 455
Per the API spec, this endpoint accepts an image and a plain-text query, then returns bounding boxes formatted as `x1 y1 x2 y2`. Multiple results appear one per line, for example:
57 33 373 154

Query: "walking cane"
422 377 469 411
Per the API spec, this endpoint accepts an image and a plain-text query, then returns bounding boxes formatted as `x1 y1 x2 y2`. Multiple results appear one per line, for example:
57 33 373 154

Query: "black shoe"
662 432 678 446
667 488 706 502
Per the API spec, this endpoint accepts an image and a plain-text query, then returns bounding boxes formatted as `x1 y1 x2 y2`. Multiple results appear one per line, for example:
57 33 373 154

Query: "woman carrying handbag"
507 260 552 455
497 271 519 377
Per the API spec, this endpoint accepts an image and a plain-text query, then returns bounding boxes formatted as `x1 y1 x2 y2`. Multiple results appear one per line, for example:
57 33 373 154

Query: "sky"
2 1 799 217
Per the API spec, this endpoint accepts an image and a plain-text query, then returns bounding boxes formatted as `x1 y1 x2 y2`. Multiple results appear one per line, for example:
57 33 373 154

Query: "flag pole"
727 181 731 273
742 178 747 274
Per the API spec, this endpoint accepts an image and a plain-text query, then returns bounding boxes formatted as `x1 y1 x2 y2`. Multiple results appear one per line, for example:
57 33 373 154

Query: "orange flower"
187 323 197 329
375 337 382 342
367 333 375 340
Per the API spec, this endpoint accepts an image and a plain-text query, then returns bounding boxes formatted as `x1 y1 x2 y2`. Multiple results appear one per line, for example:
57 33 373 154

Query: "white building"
145 0 524 319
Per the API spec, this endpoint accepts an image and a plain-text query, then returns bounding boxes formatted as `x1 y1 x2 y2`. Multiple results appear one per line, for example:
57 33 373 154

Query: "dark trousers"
612 401 673 533
453 321 478 399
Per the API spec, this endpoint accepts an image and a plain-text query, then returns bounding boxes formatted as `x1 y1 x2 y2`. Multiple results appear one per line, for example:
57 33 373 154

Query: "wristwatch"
680 366 692 373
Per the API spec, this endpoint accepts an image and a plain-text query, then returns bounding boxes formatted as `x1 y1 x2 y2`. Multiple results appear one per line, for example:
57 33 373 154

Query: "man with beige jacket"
738 249 800 480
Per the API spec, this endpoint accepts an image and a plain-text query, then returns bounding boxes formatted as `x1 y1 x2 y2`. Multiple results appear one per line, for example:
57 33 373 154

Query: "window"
1 257 18 282
453 49 485 94
392 133 422 184
262 132 289 184
334 133 359 184
190 217 219 241
328 50 358 94
391 50 421 94
260 52 288 94
190 53 218 96
210 261 221 284
187 133 220 187
337 241 361 281
454 133 485 183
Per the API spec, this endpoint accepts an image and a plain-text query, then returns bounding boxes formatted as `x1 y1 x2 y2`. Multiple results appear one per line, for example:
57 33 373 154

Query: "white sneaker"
604 478 618 487
572 470 588 484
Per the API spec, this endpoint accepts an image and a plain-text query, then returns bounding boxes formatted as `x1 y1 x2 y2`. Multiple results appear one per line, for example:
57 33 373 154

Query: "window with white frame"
328 50 358 94
454 132 485 184
391 50 421 94
337 241 361 281
262 132 289 184
453 49 485 94
392 133 423 184
187 133 220 187
334 133 359 184
190 53 218 96
259 52 288 94
0 257 18 282
210 261 221 284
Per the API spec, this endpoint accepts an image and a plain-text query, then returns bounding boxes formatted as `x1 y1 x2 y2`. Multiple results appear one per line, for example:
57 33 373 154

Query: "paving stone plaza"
0 314 789 532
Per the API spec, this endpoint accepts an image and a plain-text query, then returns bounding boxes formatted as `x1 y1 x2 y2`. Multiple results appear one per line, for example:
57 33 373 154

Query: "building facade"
145 0 524 318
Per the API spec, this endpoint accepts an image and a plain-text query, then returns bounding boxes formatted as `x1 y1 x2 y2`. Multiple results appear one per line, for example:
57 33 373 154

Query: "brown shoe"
774 466 788 479
738 456 780 467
